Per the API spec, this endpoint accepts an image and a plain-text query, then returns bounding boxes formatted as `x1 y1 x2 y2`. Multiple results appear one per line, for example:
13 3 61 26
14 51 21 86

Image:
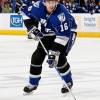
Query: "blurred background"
0 0 99 13
0 0 100 37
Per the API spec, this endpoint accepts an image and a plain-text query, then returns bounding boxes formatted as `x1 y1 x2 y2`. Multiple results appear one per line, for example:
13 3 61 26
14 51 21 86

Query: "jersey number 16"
60 23 68 32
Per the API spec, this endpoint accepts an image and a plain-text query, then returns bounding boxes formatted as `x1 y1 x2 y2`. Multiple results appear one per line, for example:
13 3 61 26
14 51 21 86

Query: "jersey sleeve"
21 1 44 20
68 14 77 31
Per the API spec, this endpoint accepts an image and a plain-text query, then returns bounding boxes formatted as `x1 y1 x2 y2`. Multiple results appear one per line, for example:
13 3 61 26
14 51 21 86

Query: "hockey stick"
38 37 77 100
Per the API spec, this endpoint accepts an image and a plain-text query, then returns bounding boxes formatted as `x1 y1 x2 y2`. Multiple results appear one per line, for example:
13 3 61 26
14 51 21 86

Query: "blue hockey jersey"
21 1 77 37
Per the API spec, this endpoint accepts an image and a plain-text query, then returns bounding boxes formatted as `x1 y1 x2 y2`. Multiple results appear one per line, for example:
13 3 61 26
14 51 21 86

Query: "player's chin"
48 9 54 13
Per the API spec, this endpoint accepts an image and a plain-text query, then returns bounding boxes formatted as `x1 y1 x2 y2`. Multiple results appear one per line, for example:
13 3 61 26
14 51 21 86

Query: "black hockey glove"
31 26 44 38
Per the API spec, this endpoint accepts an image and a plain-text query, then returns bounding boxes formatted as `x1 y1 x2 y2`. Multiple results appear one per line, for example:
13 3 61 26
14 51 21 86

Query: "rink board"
0 13 100 37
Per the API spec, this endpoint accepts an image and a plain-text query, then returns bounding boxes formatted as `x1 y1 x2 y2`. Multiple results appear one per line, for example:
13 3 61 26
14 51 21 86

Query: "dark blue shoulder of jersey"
59 4 77 29
48 4 77 37
21 1 45 20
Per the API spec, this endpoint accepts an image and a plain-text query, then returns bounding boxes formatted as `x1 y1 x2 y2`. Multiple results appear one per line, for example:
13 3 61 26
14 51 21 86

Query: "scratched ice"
0 35 100 100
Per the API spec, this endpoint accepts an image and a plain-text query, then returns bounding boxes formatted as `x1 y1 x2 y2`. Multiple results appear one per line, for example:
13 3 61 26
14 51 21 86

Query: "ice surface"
0 35 100 100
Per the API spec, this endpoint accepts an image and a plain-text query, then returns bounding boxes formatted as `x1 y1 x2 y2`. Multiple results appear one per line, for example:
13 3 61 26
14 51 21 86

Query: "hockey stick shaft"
55 67 77 100
38 37 48 55
38 37 77 100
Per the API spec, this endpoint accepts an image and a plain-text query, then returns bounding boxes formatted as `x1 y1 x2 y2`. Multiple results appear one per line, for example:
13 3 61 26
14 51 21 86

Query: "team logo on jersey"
10 15 23 27
57 13 66 23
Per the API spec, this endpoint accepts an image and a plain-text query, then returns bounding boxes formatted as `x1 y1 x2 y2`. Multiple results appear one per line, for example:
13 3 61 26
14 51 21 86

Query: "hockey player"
21 0 77 94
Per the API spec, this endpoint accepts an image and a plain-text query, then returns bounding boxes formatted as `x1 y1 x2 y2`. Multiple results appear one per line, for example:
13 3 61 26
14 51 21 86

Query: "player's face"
45 1 58 13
